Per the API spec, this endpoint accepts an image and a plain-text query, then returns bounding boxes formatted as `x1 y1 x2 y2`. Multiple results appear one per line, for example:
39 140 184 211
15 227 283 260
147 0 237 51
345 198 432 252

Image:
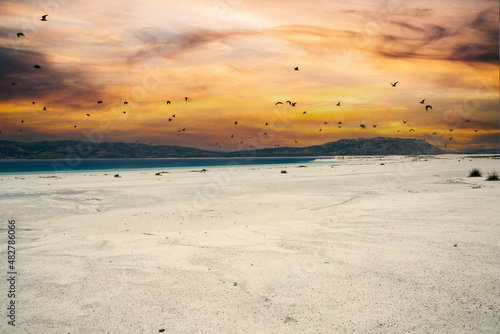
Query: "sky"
0 0 498 152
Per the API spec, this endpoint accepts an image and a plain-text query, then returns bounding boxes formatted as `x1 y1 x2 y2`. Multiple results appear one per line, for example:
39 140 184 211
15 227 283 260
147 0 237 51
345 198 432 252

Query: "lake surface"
0 157 320 174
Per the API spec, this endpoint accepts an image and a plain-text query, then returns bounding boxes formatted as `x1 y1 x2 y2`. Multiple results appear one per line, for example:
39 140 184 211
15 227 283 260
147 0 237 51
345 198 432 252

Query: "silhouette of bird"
449 129 453 132
231 134 233 138
420 99 425 104
11 82 15 85
166 101 171 105
265 122 268 126
338 121 342 125
172 114 175 118
432 132 436 135
409 129 414 132
474 130 478 132
34 65 41 68
185 97 188 101
275 102 283 105
295 140 298 143
319 128 322 132
403 120 407 124
86 114 90 116
302 111 306 114
444 143 447 147
182 128 185 131
123 111 126 114
21 120 23 123
425 105 432 111
294 66 299 71
373 124 377 128
324 122 328 124
390 81 398 87
17 33 25 38
124 101 128 104
286 101 296 106
336 102 341 106
168 118 172 121
97 100 102 104
360 124 366 129
32 102 35 105
74 125 77 128
19 129 22 132
41 14 48 21
449 137 453 140
465 120 470 122
43 107 46 110
234 121 238 125
264 132 267 135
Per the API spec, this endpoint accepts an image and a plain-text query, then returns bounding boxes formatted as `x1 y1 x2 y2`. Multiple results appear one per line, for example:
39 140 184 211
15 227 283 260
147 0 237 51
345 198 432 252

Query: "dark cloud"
0 46 104 107
124 28 254 65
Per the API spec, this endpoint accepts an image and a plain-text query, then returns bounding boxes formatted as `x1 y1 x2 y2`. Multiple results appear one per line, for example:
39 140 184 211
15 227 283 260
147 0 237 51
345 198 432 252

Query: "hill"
0 137 443 159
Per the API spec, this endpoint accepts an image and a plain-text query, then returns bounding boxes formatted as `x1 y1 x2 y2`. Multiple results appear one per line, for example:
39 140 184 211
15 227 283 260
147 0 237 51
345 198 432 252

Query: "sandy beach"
1 154 499 333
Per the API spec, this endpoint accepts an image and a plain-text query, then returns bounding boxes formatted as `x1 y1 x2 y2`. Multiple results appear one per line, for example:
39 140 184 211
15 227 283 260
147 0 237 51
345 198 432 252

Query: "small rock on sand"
284 316 297 323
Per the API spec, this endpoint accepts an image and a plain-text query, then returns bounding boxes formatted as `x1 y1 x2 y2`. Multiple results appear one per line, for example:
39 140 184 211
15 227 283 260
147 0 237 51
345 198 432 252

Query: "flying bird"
474 130 478 132
373 124 377 128
360 124 366 129
420 99 425 104
294 66 299 71
403 120 407 124
11 82 15 85
432 132 436 135
275 102 283 105
449 137 453 140
17 33 25 38
41 14 48 21
43 107 46 110
265 122 268 126
124 101 128 104
302 111 306 114
123 111 126 114
425 105 432 111
34 65 41 68
166 101 171 105
172 114 175 118
182 128 185 131
234 121 238 125
336 102 341 106
319 128 322 132
324 122 328 124
390 81 398 87
231 134 233 138
168 118 172 121
409 129 415 132
21 120 24 123
185 97 188 101
338 121 342 125
465 120 470 122
86 114 90 116
97 100 102 104
449 129 453 132
32 102 35 105
74 125 77 128
295 140 298 143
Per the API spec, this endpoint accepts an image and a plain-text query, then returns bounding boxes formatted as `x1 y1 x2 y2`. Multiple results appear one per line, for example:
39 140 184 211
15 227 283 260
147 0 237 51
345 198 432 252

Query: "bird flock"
5 13 480 150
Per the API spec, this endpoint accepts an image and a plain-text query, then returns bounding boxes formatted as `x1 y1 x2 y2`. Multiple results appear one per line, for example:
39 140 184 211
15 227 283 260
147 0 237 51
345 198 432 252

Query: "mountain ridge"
0 137 444 159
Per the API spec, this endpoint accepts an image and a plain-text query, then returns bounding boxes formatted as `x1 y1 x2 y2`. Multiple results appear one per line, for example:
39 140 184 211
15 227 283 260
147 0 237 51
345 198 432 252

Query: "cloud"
0 46 106 107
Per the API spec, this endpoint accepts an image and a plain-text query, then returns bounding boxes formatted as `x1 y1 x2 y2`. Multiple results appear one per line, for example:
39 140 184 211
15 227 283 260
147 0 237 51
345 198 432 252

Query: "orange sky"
0 0 498 152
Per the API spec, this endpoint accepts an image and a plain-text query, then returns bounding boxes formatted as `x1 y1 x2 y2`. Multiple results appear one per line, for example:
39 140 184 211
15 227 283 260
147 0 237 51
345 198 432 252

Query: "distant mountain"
0 137 443 159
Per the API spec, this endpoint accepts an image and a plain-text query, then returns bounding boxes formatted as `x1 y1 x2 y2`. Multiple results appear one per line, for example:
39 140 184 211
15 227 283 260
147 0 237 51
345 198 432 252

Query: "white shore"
1 155 499 333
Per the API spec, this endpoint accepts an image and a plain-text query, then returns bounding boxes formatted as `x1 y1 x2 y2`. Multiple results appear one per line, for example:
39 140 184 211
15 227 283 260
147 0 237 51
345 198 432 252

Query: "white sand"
1 155 499 333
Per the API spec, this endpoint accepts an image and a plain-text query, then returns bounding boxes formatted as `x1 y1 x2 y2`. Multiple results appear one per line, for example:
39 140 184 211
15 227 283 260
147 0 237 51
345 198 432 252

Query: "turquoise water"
0 157 320 174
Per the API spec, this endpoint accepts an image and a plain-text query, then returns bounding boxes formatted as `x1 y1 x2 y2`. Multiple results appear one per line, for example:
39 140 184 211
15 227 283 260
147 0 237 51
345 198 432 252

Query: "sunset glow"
1 0 498 152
